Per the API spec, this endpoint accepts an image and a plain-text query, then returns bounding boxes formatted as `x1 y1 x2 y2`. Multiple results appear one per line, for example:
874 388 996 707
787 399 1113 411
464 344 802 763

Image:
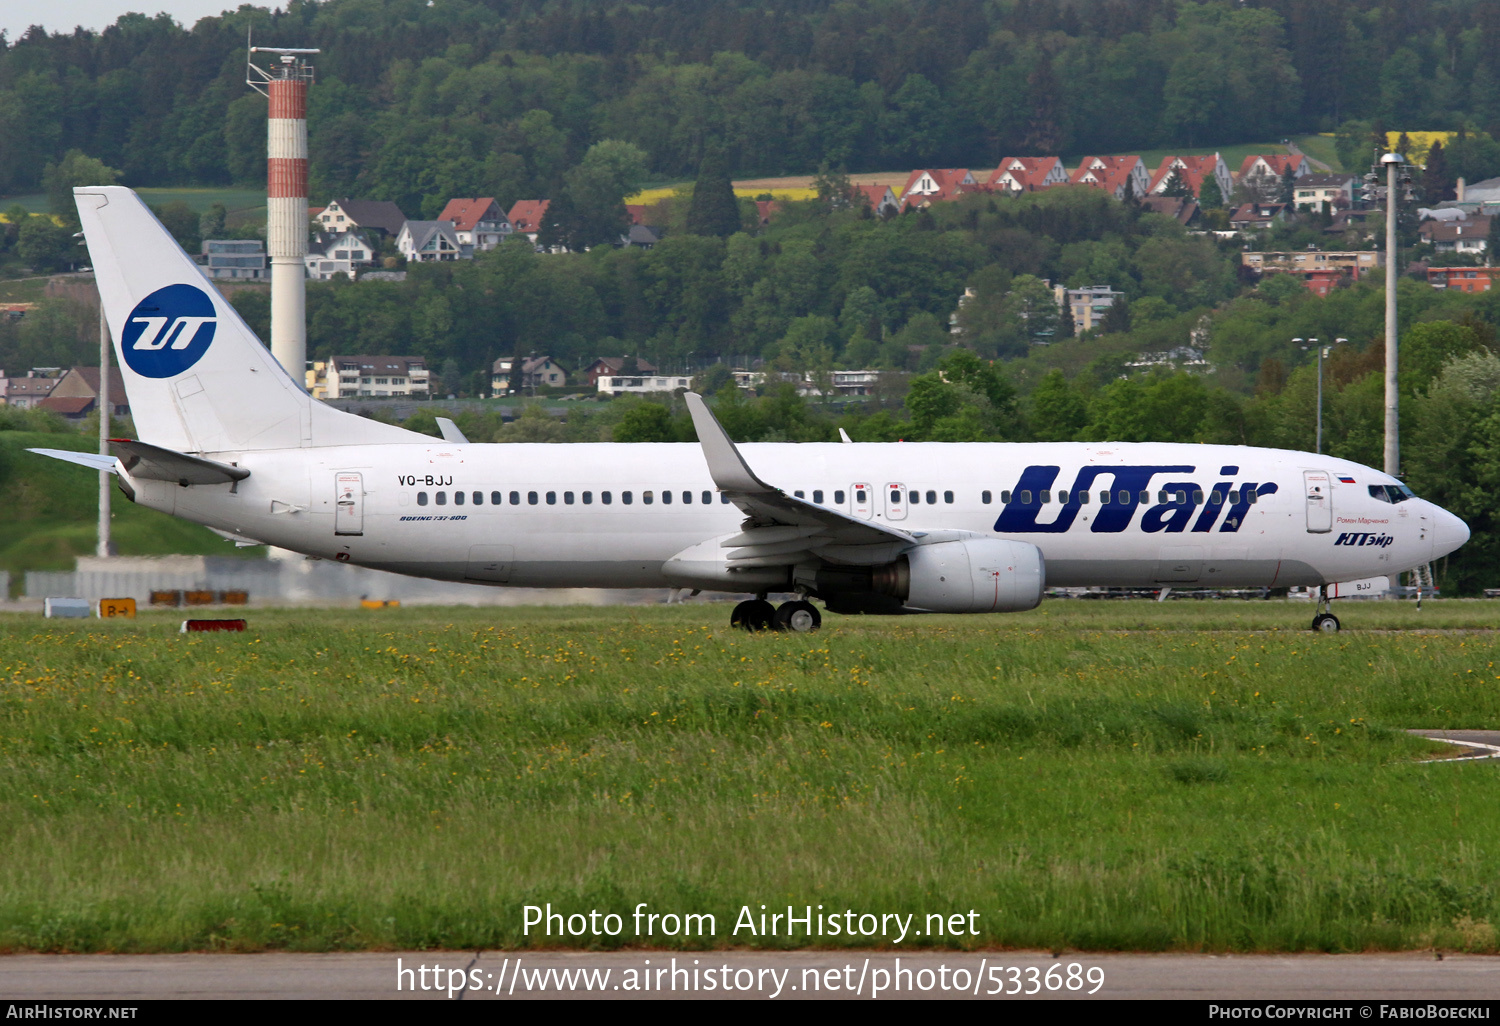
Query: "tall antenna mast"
248 44 319 386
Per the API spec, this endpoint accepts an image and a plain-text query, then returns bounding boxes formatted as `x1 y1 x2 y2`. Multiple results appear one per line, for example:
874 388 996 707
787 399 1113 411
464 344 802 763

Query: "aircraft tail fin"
75 186 420 453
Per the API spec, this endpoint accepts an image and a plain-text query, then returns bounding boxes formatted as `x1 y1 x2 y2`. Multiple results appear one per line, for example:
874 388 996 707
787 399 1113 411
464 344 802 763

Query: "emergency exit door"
334 472 364 536
1304 470 1332 533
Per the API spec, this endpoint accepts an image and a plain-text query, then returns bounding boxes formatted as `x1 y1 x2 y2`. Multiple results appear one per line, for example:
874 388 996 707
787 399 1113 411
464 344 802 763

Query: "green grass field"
3 600 1499 954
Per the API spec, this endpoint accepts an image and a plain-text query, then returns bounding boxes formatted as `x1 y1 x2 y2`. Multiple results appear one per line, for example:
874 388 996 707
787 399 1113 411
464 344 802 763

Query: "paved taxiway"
1409 729 1500 760
3 950 1499 1000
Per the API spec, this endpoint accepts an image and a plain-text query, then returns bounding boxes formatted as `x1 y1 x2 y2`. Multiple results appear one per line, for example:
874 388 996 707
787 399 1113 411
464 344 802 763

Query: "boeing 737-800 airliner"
31 187 1471 633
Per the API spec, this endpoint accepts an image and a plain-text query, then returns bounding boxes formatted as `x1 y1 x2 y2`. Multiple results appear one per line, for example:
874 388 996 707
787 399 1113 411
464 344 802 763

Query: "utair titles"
523 904 981 944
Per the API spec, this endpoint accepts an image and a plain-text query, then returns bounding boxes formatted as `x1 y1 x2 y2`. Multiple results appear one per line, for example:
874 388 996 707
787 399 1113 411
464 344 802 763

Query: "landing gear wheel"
1311 612 1341 633
731 599 775 632
773 600 822 633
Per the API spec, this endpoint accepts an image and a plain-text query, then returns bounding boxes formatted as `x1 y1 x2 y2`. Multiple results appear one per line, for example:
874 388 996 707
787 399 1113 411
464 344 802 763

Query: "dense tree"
685 147 741 238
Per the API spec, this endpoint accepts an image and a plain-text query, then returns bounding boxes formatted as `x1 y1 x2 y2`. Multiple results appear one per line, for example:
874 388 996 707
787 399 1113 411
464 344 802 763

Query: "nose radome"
1431 506 1470 559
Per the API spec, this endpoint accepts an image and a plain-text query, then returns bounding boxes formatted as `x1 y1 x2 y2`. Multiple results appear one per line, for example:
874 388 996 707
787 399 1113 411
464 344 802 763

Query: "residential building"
304 232 374 280
1235 154 1310 201
492 355 567 393
620 224 664 249
1069 156 1150 200
1054 284 1124 333
581 356 659 387
755 200 780 226
1427 267 1498 293
1147 154 1232 201
1419 215 1492 257
0 370 61 408
988 157 1069 194
307 356 430 399
853 185 901 216
507 200 551 243
1229 202 1290 230
829 369 881 396
1242 250 1383 293
397 220 469 262
597 374 693 396
199 239 266 280
316 199 408 238
1292 173 1356 211
1126 347 1208 371
437 198 511 251
48 366 129 417
899 169 978 207
625 204 649 226
37 396 95 420
1141 195 1200 226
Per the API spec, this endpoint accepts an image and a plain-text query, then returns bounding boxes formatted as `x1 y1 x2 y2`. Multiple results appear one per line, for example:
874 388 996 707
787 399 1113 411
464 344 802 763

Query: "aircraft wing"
109 439 250 485
684 392 911 566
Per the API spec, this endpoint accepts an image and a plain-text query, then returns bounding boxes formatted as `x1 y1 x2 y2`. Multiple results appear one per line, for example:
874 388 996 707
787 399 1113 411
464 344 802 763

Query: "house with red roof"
853 185 900 217
1148 154 1232 201
507 200 552 243
437 198 512 251
1069 156 1151 200
987 157 1068 194
1236 154 1311 202
899 169 978 208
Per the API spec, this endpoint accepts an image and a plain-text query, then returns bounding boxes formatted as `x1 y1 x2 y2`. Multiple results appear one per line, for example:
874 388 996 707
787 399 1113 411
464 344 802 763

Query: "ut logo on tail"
121 283 218 378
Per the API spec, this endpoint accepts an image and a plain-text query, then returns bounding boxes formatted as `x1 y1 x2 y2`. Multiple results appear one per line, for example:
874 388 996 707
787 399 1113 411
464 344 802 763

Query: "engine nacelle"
876 539 1045 613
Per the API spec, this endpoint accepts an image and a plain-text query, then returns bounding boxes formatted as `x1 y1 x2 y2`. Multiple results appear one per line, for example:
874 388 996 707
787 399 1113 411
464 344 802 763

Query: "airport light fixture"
1295 337 1349 455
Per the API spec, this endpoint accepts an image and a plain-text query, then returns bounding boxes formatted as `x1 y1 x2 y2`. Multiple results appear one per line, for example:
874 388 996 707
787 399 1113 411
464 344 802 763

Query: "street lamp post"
1295 337 1349 454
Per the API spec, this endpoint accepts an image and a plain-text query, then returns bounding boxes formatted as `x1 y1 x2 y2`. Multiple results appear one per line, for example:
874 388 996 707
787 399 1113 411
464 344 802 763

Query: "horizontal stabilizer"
27 448 120 474
110 439 250 485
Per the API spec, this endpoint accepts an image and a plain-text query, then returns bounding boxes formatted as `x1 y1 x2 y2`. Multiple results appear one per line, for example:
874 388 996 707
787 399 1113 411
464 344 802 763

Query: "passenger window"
623 491 633 505
813 490 823 503
491 491 502 505
643 490 653 505
890 489 900 504
1118 491 1130 504
1229 490 1240 504
662 490 672 504
1020 490 1032 504
1139 491 1149 504
1209 490 1222 504
1040 490 1051 504
473 491 483 505
417 492 428 506
436 492 447 506
682 491 691 504
925 490 937 505
981 490 992 504
603 491 612 505
583 491 593 504
834 490 845 504
856 488 867 502
793 490 804 498
720 493 730 503
1078 491 1089 505
1100 491 1110 504
909 491 920 504
1158 490 1168 503
944 490 954 504
703 491 713 504
1001 490 1012 503
564 491 574 504
454 491 464 505
1246 489 1259 505
1056 490 1068 504
510 491 521 505
528 491 538 505
1193 490 1204 504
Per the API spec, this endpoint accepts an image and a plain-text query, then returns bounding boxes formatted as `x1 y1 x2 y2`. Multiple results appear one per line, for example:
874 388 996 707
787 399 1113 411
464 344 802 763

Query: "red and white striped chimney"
248 48 318 385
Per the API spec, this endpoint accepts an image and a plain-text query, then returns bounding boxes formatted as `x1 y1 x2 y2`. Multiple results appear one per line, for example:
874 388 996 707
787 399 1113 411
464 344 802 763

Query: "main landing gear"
1310 585 1341 633
730 595 822 633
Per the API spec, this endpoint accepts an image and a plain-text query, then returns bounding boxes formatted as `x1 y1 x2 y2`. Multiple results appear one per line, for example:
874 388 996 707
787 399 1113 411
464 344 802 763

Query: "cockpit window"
1369 484 1415 504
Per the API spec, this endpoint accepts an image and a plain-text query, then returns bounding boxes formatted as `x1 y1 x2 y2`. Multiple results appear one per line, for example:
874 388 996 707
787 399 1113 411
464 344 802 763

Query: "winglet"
839 428 853 444
435 417 469 444
683 392 776 494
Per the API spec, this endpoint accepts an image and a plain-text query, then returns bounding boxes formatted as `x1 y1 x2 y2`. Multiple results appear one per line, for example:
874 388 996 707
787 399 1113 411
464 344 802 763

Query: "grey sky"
4 2 238 41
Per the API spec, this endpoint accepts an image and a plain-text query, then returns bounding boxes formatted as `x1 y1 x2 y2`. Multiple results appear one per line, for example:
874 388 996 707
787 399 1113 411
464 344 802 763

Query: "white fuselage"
127 440 1464 593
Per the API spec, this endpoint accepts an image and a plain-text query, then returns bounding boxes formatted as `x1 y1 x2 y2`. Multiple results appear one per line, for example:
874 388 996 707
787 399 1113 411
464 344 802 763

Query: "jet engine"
872 539 1045 613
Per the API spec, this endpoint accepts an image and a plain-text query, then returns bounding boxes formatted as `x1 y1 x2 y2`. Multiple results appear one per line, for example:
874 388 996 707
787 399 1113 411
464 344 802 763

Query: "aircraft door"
1304 470 1332 533
851 483 873 520
334 472 364 536
884 483 907 521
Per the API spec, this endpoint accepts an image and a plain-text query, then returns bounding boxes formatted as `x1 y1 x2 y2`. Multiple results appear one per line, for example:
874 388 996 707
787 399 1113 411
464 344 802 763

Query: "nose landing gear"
1310 585 1341 632
730 595 822 633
